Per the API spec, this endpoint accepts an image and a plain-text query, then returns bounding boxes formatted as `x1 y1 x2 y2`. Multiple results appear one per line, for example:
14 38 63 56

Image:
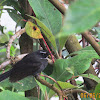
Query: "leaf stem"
41 34 55 63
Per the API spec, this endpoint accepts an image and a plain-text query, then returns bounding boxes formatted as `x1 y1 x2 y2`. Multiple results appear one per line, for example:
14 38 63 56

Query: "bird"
0 50 50 82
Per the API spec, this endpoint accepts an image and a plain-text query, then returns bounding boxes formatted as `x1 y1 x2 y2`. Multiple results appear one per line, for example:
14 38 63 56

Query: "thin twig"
7 28 25 59
0 54 53 70
82 31 100 56
0 54 27 70
40 74 62 90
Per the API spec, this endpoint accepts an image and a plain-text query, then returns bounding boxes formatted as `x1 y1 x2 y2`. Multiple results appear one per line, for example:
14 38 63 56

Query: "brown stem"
35 76 63 100
82 31 100 56
0 54 27 69
82 35 86 48
48 0 66 15
0 54 53 70
7 28 25 59
40 74 62 90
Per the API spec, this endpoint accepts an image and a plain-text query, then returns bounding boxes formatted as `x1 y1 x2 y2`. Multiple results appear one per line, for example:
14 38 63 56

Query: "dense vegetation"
0 0 100 100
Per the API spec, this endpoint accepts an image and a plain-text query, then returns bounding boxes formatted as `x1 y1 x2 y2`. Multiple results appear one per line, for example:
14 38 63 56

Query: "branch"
82 31 100 56
0 54 27 69
48 0 100 57
0 54 53 70
40 74 62 90
7 28 25 59
35 76 63 100
48 0 66 15
63 89 96 100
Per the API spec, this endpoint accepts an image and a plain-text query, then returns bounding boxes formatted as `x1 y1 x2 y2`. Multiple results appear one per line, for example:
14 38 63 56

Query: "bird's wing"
10 60 42 82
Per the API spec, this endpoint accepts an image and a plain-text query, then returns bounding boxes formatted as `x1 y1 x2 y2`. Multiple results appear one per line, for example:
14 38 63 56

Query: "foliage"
0 0 100 100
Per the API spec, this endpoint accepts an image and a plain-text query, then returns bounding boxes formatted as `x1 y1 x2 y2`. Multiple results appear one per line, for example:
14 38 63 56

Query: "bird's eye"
42 53 45 55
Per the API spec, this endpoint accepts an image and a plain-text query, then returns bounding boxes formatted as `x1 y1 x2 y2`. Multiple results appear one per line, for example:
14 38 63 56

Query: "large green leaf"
28 0 62 35
0 76 37 92
58 0 100 47
7 9 25 27
28 16 57 49
59 36 69 49
0 0 21 13
13 76 37 92
50 50 99 82
1 0 25 26
50 59 72 82
0 90 29 100
60 0 100 37
49 81 77 98
80 74 100 83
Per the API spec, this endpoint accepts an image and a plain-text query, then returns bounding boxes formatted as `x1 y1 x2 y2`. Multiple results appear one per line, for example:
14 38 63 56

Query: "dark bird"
0 50 49 82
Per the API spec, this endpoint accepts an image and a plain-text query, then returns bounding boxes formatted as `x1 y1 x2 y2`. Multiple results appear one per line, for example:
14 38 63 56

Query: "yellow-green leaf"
25 21 43 39
27 15 57 50
49 81 77 98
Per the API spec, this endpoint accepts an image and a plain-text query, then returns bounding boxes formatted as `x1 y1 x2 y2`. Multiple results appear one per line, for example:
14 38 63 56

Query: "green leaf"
80 74 100 83
13 76 37 92
28 16 57 49
0 34 9 43
0 78 12 88
0 76 37 92
59 0 100 37
0 48 6 52
50 59 72 82
8 31 14 36
49 81 77 98
0 90 29 100
59 36 68 49
0 25 4 34
76 80 83 85
10 46 17 57
66 67 74 75
50 50 99 82
28 0 62 35
94 83 100 100
25 21 43 39
1 0 22 13
7 9 25 27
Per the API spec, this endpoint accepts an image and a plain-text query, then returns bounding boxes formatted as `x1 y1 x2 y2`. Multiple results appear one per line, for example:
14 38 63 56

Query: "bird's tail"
0 70 11 82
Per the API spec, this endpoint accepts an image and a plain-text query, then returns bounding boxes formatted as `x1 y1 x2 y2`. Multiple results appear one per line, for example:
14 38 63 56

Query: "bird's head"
35 50 50 59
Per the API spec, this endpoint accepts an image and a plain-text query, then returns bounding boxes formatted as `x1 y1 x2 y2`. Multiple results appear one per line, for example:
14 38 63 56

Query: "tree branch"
48 0 66 15
0 54 27 69
40 74 62 90
0 54 53 70
7 28 25 59
82 31 100 56
35 76 63 100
